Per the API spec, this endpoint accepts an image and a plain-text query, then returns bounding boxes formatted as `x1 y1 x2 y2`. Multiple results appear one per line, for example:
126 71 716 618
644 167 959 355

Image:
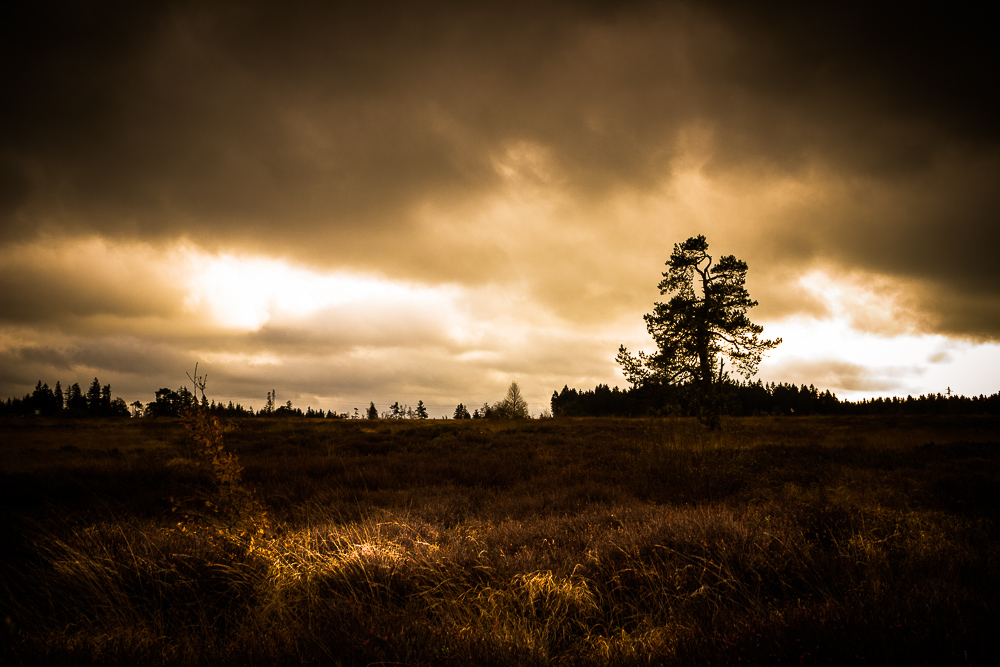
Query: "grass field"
2 415 998 665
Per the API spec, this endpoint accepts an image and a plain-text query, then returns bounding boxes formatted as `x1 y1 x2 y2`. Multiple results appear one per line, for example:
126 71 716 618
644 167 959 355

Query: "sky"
2 0 998 417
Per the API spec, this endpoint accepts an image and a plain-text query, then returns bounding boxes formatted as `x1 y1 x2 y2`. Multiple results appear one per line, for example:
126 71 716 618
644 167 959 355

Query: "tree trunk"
696 301 720 429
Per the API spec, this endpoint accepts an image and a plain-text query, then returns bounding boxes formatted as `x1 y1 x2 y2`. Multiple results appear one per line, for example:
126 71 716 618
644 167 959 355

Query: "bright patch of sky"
757 270 1000 400
184 252 464 333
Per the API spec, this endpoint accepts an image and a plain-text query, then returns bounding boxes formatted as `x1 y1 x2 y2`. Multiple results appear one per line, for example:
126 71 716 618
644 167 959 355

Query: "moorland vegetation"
2 411 998 665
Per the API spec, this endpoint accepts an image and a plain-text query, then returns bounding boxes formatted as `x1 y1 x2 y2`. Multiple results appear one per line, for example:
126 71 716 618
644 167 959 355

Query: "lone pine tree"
618 234 780 428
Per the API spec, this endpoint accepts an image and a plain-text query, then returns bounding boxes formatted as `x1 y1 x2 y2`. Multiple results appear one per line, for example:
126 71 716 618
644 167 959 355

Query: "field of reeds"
1 414 998 665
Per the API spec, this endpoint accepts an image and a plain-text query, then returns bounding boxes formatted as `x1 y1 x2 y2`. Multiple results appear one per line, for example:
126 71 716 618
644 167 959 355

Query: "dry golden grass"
1 415 998 665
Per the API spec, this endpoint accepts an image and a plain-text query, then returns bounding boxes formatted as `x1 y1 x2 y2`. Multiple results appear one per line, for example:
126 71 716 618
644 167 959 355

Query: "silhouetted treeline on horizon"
1 379 132 418
2 381 455 420
0 381 356 420
4 377 1000 419
550 381 1000 417
2 378 539 421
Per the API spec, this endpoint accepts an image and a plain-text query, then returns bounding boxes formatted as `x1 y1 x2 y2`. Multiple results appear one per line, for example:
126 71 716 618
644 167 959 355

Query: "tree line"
5 374 996 421
1 379 535 421
550 380 1000 417
1 378 131 418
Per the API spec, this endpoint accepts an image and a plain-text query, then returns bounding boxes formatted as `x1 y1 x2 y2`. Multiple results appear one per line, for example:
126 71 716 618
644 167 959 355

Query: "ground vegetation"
2 414 997 665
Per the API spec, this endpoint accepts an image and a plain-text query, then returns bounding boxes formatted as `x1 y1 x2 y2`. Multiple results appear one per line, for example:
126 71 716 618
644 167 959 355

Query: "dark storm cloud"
2 0 998 338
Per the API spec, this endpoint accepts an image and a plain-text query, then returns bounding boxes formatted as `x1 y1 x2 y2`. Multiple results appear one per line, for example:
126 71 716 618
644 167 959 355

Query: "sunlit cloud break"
184 253 464 333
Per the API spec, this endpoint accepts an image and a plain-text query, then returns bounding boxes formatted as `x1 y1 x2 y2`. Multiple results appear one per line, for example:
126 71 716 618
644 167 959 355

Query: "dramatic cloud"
2 0 998 411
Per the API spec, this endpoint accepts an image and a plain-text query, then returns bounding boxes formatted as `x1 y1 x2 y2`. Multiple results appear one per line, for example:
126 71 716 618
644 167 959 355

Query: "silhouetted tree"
30 381 60 416
66 383 87 412
415 400 429 419
453 403 471 419
491 381 531 419
367 402 379 419
109 397 129 417
147 386 195 417
86 378 102 415
100 383 112 415
618 235 780 428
